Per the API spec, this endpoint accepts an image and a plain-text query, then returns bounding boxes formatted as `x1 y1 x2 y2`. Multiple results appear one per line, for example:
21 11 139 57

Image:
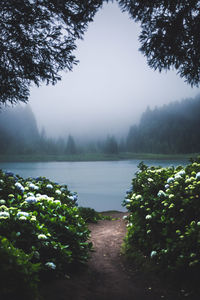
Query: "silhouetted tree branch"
118 0 200 86
1 0 199 107
0 0 102 106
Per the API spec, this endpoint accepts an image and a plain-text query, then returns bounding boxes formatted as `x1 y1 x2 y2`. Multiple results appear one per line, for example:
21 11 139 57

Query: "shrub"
78 207 113 223
0 170 91 298
78 207 102 223
0 236 40 299
123 157 200 272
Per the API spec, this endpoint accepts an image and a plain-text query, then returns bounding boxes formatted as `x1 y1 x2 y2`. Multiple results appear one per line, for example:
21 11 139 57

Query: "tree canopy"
0 0 102 106
118 0 200 86
0 0 200 106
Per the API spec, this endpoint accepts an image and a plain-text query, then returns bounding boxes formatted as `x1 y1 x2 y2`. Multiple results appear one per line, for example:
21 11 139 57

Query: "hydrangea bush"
0 170 91 299
0 235 40 299
123 157 200 272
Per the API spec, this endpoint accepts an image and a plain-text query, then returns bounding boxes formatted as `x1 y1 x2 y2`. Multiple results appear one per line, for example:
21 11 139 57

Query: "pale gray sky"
30 1 199 140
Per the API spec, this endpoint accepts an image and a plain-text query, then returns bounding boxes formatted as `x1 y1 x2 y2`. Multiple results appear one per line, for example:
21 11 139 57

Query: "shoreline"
0 152 198 163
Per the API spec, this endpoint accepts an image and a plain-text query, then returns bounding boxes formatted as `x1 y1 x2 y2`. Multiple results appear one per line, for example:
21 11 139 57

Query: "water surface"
0 159 188 211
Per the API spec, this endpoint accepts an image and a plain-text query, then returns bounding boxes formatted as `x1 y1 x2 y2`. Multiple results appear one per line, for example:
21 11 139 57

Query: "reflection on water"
0 159 189 212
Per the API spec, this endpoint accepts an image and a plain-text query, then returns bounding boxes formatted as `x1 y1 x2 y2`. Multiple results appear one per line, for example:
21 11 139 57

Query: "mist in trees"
0 1 199 158
0 105 39 154
65 135 77 155
126 94 200 154
1 94 200 156
0 105 121 156
104 136 119 154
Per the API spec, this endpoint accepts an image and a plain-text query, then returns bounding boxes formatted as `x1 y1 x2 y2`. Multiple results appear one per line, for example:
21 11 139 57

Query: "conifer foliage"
118 0 200 86
0 0 102 106
0 0 200 106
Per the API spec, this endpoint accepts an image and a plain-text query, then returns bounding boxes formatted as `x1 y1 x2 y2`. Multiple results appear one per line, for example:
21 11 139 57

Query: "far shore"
0 152 198 163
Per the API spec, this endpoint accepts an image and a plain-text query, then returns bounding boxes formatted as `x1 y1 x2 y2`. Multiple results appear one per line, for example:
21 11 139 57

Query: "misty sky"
30 1 199 140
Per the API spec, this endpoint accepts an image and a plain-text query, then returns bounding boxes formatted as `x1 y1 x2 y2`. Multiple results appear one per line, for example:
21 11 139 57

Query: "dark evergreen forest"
0 105 119 155
0 105 39 154
126 94 200 154
0 105 70 155
0 94 200 156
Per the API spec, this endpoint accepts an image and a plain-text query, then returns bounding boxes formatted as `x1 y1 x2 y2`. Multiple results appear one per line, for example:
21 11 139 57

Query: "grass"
0 152 198 162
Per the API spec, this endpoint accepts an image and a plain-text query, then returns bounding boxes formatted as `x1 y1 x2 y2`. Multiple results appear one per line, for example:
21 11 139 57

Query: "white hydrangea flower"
15 182 24 192
167 177 174 184
157 190 166 197
148 178 154 183
38 234 48 240
36 194 49 201
125 199 132 203
126 222 133 227
17 211 29 218
19 216 27 221
176 170 185 177
135 195 142 201
29 183 36 189
145 214 152 220
55 189 61 195
46 184 53 189
27 192 34 197
25 196 37 204
72 194 78 201
0 211 10 218
150 251 157 258
54 200 61 205
47 198 54 204
174 174 182 180
196 172 200 180
45 262 56 270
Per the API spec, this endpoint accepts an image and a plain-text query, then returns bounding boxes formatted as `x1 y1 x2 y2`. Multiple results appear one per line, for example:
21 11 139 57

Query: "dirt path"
40 212 194 300
82 212 146 300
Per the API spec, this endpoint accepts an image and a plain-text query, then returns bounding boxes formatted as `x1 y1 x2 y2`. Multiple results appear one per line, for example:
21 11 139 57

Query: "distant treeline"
127 94 200 154
0 105 120 155
0 94 200 156
0 105 40 155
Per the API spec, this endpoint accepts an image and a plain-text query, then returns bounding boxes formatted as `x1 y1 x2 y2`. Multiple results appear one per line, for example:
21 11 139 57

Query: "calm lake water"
0 159 189 212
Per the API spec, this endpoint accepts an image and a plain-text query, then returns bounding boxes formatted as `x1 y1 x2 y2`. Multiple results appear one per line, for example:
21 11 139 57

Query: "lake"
0 159 189 212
